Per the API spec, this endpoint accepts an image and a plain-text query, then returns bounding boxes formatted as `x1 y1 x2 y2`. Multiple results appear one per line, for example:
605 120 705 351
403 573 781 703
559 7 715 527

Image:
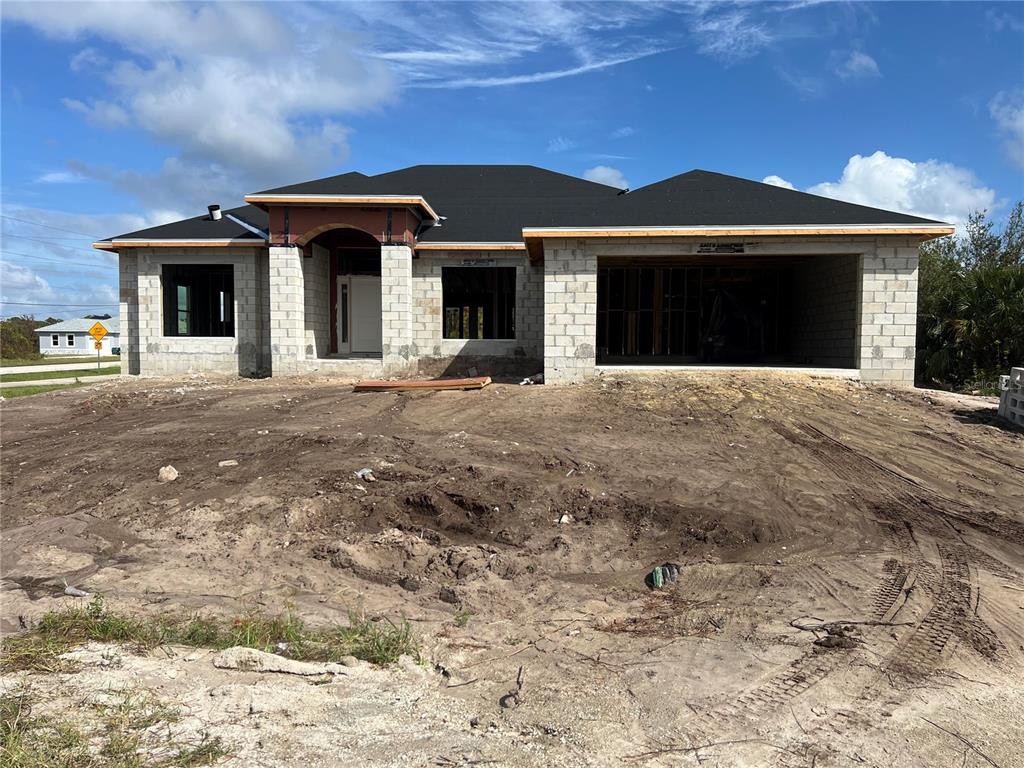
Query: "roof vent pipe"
208 204 222 221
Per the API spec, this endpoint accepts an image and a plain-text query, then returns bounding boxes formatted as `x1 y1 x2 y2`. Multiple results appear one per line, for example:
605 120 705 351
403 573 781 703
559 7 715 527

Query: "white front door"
336 275 382 354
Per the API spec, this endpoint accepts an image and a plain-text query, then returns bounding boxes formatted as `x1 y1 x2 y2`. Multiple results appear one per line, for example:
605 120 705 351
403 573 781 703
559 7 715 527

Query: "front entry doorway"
335 275 382 355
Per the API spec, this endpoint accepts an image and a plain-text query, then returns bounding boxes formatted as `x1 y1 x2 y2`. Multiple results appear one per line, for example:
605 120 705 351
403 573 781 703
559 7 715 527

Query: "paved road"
0 374 121 390
0 361 120 375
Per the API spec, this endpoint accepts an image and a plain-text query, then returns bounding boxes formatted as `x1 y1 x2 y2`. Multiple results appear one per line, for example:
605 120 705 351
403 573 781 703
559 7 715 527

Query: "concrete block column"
381 243 414 373
269 245 305 374
857 238 920 385
543 239 597 383
118 250 141 375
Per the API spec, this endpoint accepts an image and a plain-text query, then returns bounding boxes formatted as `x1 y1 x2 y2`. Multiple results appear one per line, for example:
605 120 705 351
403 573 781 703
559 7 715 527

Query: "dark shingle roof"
596 170 940 227
102 205 268 242
102 166 943 243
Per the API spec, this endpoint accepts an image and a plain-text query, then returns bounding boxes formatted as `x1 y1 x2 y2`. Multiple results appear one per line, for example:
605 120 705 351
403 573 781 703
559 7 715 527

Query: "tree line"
0 316 61 360
916 202 1024 392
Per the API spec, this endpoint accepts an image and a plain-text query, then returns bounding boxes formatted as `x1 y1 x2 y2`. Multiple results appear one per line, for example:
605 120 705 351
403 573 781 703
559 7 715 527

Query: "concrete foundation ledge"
596 364 861 379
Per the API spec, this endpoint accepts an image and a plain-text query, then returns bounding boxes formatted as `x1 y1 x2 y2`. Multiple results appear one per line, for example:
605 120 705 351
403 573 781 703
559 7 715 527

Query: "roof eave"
242 193 441 222
521 223 955 240
92 238 267 251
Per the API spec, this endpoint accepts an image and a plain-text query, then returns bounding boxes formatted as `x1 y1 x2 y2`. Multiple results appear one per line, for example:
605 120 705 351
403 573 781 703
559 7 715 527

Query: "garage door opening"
596 256 860 368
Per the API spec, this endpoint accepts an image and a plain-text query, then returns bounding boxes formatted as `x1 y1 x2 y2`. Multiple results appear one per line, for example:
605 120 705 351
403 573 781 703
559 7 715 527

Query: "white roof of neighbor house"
35 317 120 334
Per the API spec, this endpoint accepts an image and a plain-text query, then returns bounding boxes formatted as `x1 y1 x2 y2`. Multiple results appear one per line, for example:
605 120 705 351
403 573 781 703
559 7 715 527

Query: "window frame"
161 264 235 338
67 334 75 347
440 266 516 341
51 334 59 347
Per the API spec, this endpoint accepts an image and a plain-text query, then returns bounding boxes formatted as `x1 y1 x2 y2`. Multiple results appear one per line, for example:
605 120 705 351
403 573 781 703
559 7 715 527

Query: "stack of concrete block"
998 367 1024 426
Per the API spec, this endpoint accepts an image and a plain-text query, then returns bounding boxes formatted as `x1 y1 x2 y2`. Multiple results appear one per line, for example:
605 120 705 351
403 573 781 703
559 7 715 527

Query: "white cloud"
835 51 881 79
610 126 635 139
35 170 85 184
688 8 774 61
803 151 995 225
414 48 666 89
62 97 130 128
547 137 577 153
69 46 106 71
5 1 395 188
986 8 1024 33
777 67 825 98
990 90 1024 170
583 165 629 189
762 175 796 190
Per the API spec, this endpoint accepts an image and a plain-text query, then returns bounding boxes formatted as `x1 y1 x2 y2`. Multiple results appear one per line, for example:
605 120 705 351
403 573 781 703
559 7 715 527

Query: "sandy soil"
2 371 1023 767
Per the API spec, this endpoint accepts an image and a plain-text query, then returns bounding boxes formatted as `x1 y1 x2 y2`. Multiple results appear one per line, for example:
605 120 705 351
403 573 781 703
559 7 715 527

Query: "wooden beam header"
244 194 440 222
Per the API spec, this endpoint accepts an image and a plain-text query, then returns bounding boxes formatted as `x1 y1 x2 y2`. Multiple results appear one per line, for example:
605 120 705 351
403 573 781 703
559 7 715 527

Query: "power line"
1 249 116 269
0 214 102 239
0 301 119 307
2 233 97 245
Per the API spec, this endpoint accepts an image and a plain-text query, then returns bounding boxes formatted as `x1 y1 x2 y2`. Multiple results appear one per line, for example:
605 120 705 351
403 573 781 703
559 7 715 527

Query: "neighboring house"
93 165 953 384
35 317 120 356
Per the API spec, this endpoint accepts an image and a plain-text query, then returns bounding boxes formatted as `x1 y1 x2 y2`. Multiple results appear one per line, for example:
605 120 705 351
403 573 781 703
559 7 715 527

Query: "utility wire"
0 214 102 239
0 301 119 307
2 233 97 245
1 249 116 269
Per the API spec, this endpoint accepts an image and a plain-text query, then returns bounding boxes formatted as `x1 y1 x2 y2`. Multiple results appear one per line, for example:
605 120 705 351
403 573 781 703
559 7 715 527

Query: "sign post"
88 322 108 372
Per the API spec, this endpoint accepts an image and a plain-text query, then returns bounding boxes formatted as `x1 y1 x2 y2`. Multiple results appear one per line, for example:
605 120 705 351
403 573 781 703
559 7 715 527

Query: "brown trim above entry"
244 194 440 222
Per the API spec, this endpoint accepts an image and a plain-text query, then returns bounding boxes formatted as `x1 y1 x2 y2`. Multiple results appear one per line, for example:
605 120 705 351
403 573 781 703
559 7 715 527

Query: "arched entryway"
306 227 382 357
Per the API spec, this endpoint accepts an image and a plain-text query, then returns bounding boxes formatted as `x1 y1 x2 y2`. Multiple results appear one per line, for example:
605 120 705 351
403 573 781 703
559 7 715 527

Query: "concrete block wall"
268 245 306 374
539 235 921 385
381 244 414 373
543 239 597 383
857 238 920 385
125 247 266 376
118 251 141 374
410 251 542 360
789 254 860 368
303 244 331 359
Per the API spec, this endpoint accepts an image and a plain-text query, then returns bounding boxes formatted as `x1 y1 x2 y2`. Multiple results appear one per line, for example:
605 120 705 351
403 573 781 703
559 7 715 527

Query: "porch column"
268 244 305 375
857 237 920 385
381 243 414 373
543 238 597 384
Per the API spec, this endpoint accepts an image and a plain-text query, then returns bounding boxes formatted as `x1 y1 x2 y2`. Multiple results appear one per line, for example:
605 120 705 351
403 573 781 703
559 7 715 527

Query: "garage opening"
596 255 859 367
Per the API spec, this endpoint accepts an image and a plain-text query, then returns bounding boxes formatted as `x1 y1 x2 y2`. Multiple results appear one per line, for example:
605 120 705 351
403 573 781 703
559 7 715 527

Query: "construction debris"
646 562 681 589
353 376 491 392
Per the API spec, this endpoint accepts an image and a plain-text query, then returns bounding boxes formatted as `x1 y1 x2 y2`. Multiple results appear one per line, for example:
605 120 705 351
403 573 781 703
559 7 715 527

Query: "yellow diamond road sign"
88 322 108 342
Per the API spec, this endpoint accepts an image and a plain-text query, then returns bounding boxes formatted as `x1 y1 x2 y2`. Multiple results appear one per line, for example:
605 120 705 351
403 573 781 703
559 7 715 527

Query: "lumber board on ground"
353 376 491 392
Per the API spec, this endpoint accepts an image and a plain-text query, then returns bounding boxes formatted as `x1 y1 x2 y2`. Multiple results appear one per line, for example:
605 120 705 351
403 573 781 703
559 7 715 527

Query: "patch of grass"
321 614 420 666
453 609 473 628
0 383 83 399
0 366 120 383
1 597 419 673
0 690 91 767
0 687 227 768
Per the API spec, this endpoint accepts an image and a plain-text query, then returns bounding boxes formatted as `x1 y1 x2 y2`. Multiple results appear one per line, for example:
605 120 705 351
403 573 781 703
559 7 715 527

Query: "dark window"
442 267 515 340
51 334 59 347
162 264 234 337
67 334 75 346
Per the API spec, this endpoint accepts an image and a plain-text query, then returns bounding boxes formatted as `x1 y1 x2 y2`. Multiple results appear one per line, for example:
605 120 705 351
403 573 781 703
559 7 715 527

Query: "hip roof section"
94 165 951 248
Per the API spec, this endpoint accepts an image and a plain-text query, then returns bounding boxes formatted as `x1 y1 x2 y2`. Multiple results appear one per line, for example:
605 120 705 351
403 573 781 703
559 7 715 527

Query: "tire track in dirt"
689 418 1010 751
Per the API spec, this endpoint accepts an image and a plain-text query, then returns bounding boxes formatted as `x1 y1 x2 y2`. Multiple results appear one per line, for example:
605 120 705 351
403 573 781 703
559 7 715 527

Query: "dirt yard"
2 371 1023 767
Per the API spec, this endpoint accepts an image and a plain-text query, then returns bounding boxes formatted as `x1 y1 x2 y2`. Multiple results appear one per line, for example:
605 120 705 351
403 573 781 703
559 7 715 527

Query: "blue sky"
2 1 1022 318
